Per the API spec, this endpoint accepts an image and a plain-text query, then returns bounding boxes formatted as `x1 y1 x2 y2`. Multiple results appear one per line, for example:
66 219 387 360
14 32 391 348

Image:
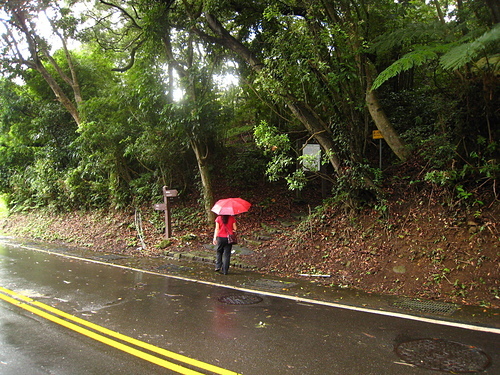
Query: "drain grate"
393 298 458 316
217 294 263 305
395 338 491 373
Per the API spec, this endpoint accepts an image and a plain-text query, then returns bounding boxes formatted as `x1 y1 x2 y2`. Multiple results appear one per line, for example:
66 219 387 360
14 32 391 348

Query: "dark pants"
215 237 232 274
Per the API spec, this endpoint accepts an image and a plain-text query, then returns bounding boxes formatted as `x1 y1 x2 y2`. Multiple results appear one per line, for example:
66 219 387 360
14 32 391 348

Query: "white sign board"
302 144 321 172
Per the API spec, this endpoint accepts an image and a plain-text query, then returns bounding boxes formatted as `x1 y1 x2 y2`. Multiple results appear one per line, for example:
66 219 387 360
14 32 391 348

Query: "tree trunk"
203 13 342 175
163 33 216 223
34 59 82 126
44 17 83 106
190 138 215 223
9 7 82 126
286 100 342 173
484 0 500 24
366 66 410 162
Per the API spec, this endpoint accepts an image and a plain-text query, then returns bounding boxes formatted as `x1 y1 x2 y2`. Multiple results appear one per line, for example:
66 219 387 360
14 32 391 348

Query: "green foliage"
372 46 444 90
62 166 108 209
254 121 291 153
8 158 66 211
253 120 306 189
0 76 81 210
0 0 498 214
0 194 8 218
285 170 308 191
424 170 455 186
417 134 456 169
265 154 294 183
370 22 447 57
423 136 499 207
440 24 500 71
223 148 267 188
371 18 500 90
330 162 379 207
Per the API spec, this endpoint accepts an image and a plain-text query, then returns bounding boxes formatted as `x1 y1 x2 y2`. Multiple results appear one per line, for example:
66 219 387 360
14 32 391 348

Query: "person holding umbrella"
212 215 237 274
211 198 251 275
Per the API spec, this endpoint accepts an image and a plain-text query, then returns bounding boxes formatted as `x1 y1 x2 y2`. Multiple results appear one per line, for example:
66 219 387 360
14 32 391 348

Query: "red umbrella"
211 198 251 216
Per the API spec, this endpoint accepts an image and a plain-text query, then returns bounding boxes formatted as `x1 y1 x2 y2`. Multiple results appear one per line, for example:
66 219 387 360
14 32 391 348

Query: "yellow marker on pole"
372 130 384 169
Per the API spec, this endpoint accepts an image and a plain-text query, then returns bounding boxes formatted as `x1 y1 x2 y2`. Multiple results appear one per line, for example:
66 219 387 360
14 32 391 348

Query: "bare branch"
99 0 143 30
111 39 144 72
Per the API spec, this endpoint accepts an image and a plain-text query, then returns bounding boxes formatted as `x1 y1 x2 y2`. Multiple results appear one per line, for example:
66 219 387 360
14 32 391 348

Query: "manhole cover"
395 338 491 373
217 294 263 305
393 299 458 316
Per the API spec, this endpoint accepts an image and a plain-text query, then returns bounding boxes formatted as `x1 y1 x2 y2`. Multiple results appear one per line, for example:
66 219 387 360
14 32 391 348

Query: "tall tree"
187 1 410 197
0 0 83 125
89 0 228 221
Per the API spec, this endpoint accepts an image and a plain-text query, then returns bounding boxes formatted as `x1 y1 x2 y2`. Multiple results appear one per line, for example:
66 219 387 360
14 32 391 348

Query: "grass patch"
0 195 8 218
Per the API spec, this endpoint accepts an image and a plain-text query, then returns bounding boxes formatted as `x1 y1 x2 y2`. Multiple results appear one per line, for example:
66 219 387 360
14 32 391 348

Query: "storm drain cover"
393 298 458 316
217 294 263 305
395 338 491 373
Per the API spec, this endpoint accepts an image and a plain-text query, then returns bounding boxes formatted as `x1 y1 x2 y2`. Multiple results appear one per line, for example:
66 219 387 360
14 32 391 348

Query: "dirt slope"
1 182 499 310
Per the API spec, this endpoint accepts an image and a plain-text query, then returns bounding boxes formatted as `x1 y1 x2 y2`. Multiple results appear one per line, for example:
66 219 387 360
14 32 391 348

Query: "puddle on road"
75 298 126 314
13 289 48 299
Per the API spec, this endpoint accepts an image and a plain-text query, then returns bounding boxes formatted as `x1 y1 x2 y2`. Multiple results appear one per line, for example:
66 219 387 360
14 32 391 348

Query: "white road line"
3 240 500 335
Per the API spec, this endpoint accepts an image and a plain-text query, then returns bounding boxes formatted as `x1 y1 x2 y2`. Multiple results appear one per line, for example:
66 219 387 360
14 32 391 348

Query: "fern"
372 24 500 89
369 22 448 55
440 24 500 70
371 45 444 90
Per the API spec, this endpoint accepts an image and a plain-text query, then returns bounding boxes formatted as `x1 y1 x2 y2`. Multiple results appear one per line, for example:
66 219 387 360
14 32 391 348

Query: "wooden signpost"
154 186 178 238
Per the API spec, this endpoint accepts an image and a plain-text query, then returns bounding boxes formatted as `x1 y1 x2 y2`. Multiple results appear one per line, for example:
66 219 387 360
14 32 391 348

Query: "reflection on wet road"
0 242 498 374
0 286 237 375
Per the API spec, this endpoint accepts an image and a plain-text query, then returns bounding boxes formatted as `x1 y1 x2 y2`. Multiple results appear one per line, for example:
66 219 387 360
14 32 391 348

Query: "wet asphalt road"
0 240 499 374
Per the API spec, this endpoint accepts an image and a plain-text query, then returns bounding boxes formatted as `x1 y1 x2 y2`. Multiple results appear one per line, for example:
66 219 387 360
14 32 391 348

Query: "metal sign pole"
379 138 382 170
372 130 384 171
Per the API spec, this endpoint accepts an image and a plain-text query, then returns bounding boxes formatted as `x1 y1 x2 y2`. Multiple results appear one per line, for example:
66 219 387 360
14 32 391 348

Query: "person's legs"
222 243 232 274
215 237 225 271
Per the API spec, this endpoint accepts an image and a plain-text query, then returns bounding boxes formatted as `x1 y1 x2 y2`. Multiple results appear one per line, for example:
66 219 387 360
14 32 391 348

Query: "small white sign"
302 144 321 172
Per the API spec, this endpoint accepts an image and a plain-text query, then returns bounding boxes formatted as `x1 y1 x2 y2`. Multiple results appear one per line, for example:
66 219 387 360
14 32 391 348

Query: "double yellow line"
0 286 240 375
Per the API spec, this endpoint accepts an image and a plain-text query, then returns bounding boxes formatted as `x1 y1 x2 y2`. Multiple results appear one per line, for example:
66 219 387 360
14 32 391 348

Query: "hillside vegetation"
2 168 499 310
0 2 498 311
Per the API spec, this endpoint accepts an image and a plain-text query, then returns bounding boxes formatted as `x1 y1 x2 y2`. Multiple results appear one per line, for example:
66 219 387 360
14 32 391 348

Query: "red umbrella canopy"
211 198 251 216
